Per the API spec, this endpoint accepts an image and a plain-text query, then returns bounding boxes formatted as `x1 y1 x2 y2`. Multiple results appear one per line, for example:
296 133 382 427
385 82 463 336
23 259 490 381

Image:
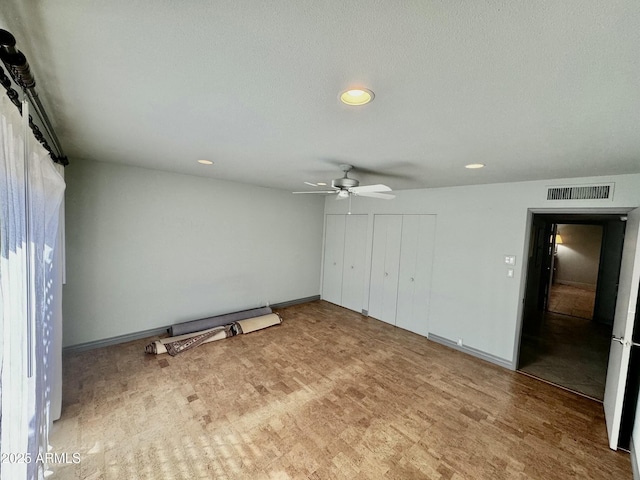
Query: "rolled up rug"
145 312 283 356
168 306 272 336
145 325 231 355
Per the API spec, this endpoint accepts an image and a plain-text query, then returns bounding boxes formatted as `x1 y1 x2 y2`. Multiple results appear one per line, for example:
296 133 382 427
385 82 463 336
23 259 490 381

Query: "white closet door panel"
397 215 437 337
368 216 388 320
341 215 368 312
381 215 403 323
369 215 402 324
322 215 346 305
396 215 419 331
413 215 437 334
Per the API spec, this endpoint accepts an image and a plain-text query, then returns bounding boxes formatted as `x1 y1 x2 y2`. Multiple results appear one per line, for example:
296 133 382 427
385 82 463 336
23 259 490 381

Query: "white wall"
555 224 603 290
324 174 640 364
63 159 324 347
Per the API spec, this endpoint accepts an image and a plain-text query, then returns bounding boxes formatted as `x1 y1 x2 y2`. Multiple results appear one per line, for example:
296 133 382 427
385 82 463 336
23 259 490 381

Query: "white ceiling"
2 1 639 191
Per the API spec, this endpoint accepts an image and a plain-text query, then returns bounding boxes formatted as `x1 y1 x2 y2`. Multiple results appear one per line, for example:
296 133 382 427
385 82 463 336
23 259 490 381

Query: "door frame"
513 207 633 370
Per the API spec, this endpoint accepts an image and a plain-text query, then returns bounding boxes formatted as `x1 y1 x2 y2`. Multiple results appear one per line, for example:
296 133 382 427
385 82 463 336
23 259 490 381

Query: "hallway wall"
556 224 603 290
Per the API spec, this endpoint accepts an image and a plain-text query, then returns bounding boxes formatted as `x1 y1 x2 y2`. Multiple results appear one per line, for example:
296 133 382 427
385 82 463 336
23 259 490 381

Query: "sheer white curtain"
0 94 66 479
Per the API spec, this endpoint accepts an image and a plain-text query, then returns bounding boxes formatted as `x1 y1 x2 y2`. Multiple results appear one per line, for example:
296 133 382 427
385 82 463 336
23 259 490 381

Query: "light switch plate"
504 255 516 266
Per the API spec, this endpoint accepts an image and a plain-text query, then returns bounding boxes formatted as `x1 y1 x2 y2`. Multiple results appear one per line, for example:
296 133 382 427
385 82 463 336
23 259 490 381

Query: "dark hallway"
518 214 625 401
519 308 611 400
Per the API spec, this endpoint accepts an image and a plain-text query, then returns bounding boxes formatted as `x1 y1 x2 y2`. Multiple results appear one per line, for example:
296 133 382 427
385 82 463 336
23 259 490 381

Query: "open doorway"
518 213 626 401
548 224 602 320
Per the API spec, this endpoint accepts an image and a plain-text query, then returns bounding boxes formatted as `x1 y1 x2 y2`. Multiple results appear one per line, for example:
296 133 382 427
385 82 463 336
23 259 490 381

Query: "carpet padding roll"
168 306 272 336
236 313 282 334
145 312 283 356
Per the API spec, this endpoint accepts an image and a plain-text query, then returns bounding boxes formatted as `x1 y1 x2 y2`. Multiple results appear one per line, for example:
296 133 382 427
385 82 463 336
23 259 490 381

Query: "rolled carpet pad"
236 313 282 334
169 306 272 336
145 326 229 355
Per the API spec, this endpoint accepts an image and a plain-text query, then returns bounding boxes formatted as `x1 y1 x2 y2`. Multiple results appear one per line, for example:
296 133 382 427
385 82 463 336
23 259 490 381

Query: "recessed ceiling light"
340 88 374 106
317 182 327 186
197 159 214 165
465 163 485 169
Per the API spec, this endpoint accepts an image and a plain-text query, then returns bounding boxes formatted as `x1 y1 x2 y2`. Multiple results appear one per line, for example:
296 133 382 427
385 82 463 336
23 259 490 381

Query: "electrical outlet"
457 338 463 347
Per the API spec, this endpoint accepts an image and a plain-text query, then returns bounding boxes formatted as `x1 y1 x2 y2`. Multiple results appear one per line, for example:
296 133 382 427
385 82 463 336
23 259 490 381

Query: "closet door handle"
351 265 354 269
410 277 415 282
384 272 389 277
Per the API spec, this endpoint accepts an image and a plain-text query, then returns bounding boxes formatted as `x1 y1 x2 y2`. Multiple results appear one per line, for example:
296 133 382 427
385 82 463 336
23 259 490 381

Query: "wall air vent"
546 183 614 201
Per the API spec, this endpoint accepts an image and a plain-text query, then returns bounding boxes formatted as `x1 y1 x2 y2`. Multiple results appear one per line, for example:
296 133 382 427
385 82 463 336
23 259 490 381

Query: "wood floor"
547 284 596 320
50 301 630 479
519 284 611 400
519 311 611 400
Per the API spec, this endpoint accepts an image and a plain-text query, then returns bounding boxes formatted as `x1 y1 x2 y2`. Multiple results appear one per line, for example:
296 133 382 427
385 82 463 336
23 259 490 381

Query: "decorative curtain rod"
0 29 68 166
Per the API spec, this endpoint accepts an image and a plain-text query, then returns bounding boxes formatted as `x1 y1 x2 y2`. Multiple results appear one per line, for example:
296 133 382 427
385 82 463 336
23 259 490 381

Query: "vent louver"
546 183 614 201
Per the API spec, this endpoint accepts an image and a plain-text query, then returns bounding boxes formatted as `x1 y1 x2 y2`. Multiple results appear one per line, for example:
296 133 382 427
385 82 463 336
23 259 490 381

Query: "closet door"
322 215 346 305
368 215 403 324
341 215 368 312
396 215 437 337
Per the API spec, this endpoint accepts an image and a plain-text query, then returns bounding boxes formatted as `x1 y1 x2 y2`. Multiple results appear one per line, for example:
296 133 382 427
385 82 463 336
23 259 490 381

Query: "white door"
604 207 640 450
341 215 368 312
396 215 437 337
322 215 346 305
369 215 403 324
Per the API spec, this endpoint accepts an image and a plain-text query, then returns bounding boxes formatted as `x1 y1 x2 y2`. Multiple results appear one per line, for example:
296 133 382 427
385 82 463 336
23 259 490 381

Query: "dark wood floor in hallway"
518 310 611 401
51 301 630 479
519 283 612 401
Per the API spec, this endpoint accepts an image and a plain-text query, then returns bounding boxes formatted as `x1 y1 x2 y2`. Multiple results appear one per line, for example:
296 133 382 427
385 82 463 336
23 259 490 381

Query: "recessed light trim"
317 182 327 186
197 159 214 165
340 88 374 106
465 163 485 169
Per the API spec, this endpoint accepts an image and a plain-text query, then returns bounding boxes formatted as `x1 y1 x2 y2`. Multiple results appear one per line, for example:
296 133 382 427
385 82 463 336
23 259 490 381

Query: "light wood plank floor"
51 301 630 479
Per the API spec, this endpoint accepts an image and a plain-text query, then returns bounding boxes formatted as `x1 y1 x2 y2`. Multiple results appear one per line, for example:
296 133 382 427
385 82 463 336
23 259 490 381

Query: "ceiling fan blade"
350 184 392 193
292 191 338 194
321 159 417 180
354 192 396 199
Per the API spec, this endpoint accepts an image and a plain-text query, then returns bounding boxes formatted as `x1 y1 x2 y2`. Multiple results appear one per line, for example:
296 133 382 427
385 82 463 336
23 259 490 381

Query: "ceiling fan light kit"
292 164 395 202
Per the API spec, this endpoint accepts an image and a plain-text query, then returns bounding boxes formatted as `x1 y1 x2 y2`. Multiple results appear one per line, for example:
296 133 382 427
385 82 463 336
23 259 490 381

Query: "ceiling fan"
293 164 395 200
